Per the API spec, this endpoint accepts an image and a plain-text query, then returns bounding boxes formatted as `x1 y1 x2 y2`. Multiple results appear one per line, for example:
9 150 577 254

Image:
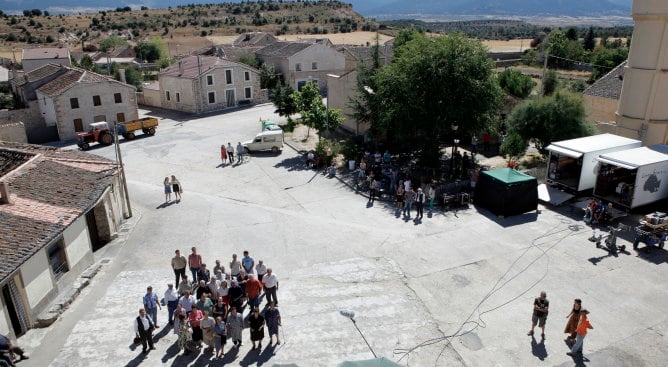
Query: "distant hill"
1 0 633 17
361 0 632 18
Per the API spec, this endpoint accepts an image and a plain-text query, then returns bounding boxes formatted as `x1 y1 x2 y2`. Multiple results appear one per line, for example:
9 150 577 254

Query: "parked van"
243 130 284 153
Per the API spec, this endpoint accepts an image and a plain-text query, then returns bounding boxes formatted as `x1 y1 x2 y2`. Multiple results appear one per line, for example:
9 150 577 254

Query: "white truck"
595 146 668 209
546 134 641 192
242 130 284 153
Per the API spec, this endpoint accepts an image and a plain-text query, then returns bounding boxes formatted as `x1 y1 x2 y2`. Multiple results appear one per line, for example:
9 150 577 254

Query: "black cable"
393 219 583 365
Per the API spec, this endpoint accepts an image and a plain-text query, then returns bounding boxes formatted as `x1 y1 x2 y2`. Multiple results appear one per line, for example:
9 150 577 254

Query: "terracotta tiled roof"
233 32 277 47
583 60 627 100
24 63 65 83
35 67 114 97
0 141 117 283
256 42 312 58
159 55 258 78
22 47 70 60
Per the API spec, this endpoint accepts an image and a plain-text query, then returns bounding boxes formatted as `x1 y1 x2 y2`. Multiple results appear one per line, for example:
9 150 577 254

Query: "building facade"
159 56 263 114
0 142 124 338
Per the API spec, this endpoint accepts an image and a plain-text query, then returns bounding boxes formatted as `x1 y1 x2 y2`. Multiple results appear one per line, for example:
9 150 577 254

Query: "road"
18 104 668 367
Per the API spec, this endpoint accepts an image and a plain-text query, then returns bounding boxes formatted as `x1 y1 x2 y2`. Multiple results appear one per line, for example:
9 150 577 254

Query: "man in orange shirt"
245 274 263 312
567 309 593 357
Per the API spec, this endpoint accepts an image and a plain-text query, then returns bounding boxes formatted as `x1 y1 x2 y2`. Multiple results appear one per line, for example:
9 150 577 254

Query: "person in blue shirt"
242 251 255 275
143 286 162 328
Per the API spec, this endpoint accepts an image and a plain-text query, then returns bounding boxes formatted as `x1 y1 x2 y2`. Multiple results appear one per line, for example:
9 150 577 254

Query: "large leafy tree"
270 83 297 124
371 32 502 165
506 91 594 155
498 68 536 98
292 81 343 138
99 35 127 52
545 30 585 69
589 46 628 81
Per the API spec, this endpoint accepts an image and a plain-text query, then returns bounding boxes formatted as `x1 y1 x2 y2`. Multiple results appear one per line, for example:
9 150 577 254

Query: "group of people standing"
164 247 282 358
220 142 245 165
527 292 594 358
163 175 182 204
395 181 435 220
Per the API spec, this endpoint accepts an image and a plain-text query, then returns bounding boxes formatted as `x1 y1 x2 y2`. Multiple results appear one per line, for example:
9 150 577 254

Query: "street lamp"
339 309 377 358
451 124 459 176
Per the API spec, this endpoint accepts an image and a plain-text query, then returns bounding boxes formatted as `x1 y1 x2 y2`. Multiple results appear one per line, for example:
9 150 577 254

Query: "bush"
498 69 535 98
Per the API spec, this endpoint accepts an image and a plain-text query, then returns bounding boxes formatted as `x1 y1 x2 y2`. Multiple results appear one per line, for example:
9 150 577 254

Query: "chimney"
118 68 127 84
0 182 12 205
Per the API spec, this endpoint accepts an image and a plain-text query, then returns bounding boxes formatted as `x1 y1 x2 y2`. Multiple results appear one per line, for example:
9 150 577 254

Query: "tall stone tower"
616 0 668 145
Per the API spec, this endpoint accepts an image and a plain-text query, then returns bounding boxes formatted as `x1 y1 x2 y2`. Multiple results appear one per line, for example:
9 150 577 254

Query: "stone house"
0 141 124 338
233 32 277 47
583 61 626 134
32 65 138 141
158 56 263 114
255 39 346 92
21 47 71 73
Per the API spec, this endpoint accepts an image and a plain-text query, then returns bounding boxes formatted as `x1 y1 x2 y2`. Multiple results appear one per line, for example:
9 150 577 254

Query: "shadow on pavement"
530 336 548 361
156 201 177 209
634 247 668 264
124 351 148 367
273 155 312 172
476 206 539 228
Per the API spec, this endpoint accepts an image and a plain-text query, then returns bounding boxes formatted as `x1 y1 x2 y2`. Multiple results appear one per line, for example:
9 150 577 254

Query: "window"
207 75 214 85
48 239 69 280
244 71 250 81
176 93 181 103
296 63 302 71
70 98 79 109
225 70 233 84
114 93 122 103
245 87 252 99
116 113 125 122
93 95 101 106
312 62 318 70
73 118 83 132
208 92 216 104
166 91 171 101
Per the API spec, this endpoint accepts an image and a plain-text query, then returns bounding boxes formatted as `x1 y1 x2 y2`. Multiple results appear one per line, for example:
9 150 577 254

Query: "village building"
21 47 71 73
0 141 124 338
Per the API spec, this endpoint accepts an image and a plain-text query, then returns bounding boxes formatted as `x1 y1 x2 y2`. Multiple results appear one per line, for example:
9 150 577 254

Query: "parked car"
243 130 284 153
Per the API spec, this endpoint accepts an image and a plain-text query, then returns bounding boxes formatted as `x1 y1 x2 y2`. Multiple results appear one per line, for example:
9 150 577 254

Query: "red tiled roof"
0 141 117 283
35 67 114 97
160 55 258 78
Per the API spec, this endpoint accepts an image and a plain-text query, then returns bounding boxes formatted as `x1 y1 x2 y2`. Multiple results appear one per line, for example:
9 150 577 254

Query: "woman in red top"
189 304 204 347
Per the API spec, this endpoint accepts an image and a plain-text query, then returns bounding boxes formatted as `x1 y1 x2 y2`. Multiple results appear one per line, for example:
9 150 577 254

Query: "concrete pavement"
17 104 668 367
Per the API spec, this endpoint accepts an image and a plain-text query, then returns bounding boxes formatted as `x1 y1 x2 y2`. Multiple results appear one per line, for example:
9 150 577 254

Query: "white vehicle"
242 130 284 153
546 134 641 192
594 146 668 209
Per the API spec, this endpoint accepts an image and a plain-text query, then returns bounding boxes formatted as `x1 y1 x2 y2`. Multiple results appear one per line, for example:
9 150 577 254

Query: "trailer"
594 146 668 209
117 117 158 139
545 134 641 192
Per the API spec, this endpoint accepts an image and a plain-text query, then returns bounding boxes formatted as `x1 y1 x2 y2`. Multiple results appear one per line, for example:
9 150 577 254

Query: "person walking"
229 254 242 278
134 308 156 354
368 177 379 204
164 283 180 326
403 187 416 218
568 309 593 357
256 260 267 283
471 135 478 155
249 307 265 350
171 175 182 202
226 143 234 164
188 247 202 282
262 268 279 306
143 286 161 328
213 316 227 358
236 142 244 163
227 307 244 347
220 144 228 165
163 177 172 203
265 301 281 346
564 299 582 344
176 314 192 355
171 249 187 288
528 291 549 339
415 188 425 219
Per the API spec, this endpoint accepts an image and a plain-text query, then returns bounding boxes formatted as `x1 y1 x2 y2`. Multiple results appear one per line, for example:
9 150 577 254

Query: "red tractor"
77 122 114 150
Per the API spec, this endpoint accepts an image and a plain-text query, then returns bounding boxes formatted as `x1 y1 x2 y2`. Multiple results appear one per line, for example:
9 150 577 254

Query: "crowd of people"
133 247 282 357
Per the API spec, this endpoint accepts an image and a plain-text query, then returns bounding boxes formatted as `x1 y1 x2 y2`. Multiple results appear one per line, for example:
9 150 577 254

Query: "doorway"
2 279 29 336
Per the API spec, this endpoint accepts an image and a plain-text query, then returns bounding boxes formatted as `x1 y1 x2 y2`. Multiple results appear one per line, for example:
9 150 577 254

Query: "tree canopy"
506 91 594 154
292 81 343 137
498 68 536 98
369 32 502 165
99 35 127 52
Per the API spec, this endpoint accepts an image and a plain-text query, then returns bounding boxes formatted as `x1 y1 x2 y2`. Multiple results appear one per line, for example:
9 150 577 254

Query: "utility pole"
113 121 132 218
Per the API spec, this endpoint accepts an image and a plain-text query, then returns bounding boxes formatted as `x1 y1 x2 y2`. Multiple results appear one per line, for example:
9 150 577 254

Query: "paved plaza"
17 104 668 367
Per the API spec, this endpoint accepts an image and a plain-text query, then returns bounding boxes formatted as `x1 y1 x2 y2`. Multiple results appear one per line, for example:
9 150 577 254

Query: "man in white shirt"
134 308 155 353
255 260 267 283
179 290 196 315
262 268 279 306
164 284 180 326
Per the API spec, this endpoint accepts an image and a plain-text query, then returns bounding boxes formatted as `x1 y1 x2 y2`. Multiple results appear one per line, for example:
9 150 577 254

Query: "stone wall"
0 122 28 143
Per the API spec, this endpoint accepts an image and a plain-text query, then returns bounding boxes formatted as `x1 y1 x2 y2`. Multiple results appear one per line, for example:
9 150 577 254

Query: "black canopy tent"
475 168 538 216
